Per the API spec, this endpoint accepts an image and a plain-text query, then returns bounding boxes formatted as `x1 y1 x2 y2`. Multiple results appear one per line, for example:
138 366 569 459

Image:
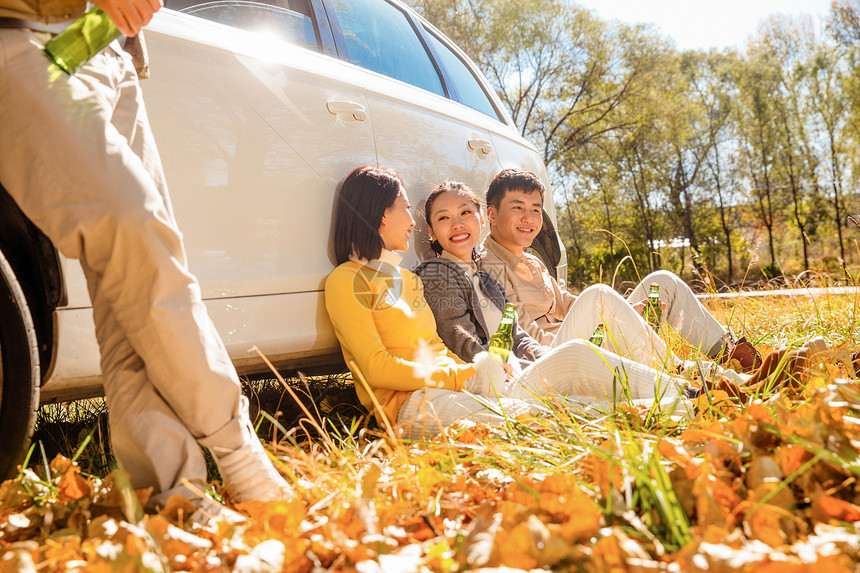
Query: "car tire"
0 249 40 480
528 211 562 278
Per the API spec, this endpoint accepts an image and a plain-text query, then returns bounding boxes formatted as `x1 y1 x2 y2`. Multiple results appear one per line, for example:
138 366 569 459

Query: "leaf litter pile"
3 292 860 572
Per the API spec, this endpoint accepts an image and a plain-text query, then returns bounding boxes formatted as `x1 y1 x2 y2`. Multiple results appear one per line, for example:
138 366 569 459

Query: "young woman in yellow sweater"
324 167 807 440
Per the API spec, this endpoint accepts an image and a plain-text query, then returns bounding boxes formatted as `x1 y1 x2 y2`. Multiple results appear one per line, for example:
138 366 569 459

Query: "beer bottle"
44 7 121 75
488 303 516 362
589 322 606 347
643 282 662 331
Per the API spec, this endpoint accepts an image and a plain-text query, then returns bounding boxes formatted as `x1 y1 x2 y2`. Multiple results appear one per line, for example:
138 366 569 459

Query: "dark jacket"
415 257 546 365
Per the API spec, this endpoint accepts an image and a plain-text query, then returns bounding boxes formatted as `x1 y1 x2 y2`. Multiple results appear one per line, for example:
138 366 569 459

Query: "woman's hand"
93 0 163 36
502 361 514 382
467 351 508 396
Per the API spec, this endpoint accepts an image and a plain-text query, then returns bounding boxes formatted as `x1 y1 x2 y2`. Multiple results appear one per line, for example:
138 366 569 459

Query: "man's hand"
93 0 163 37
630 297 666 317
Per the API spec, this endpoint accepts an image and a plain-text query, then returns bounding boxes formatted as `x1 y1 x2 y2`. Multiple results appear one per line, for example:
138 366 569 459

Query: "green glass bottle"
643 282 662 331
44 7 121 75
589 322 605 347
488 303 516 362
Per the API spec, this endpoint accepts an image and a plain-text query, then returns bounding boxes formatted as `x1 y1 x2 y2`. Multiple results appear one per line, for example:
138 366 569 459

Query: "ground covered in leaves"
3 292 860 572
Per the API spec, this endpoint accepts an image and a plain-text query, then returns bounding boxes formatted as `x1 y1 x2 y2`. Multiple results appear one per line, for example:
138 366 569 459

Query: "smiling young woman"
415 182 545 366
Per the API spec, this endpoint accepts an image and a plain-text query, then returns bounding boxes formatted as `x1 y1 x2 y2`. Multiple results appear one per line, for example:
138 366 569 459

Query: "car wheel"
527 211 562 277
0 249 40 479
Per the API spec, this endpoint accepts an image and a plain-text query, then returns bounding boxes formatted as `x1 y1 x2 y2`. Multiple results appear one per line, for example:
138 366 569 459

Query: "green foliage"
412 0 860 287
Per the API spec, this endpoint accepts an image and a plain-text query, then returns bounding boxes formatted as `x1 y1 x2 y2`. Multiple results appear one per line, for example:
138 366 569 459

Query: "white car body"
39 0 566 402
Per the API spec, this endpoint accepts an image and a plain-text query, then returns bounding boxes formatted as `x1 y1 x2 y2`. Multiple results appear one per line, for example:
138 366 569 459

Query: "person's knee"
557 338 601 359
578 283 628 316
578 283 619 306
580 283 613 298
642 269 673 284
641 270 683 292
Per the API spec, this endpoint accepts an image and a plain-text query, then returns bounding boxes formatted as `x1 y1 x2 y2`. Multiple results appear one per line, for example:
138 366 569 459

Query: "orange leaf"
811 495 860 523
751 560 856 573
57 471 91 502
157 495 196 526
236 498 306 532
495 521 538 570
775 444 811 476
745 504 787 548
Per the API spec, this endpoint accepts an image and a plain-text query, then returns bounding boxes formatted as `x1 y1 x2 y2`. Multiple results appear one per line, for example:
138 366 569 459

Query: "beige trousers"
0 29 251 502
552 271 736 374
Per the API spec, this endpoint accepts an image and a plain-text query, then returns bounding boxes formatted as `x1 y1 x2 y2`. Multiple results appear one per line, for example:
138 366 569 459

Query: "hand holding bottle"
44 0 162 74
466 351 508 396
93 0 163 37
630 288 666 317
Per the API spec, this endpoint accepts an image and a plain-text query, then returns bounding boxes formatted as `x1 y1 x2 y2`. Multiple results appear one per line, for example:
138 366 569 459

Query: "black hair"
485 168 545 211
424 181 482 261
333 166 404 265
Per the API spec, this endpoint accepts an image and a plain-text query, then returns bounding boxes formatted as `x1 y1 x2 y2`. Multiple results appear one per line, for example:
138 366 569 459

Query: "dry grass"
6 284 860 572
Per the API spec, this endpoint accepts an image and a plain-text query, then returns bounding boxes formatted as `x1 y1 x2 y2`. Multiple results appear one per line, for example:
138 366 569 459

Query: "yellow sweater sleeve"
325 264 475 393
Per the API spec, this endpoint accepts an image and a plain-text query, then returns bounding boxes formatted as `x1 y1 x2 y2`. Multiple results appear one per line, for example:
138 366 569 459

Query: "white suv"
0 0 566 477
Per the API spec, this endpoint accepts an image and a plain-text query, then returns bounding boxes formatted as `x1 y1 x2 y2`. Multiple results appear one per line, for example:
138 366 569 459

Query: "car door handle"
327 101 367 122
467 138 493 156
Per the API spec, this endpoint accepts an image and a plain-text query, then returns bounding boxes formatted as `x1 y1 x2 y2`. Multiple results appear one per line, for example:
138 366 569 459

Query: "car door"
323 0 502 268
140 3 377 366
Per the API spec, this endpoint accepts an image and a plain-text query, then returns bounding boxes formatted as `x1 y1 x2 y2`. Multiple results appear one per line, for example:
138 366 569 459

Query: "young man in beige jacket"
479 168 762 372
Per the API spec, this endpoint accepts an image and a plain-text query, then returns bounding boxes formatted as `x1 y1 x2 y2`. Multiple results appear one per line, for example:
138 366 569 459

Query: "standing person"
479 168 762 372
0 0 291 514
324 167 797 441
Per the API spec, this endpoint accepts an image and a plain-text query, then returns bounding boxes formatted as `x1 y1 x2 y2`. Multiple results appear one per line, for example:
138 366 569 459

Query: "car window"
423 28 501 121
330 0 444 96
176 0 320 52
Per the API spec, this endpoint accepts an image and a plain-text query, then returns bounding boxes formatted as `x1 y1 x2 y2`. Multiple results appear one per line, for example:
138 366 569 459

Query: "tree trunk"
785 151 810 270
709 148 733 283
828 130 847 267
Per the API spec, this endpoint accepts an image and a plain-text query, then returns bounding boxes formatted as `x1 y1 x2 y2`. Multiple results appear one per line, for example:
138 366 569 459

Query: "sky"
573 0 834 52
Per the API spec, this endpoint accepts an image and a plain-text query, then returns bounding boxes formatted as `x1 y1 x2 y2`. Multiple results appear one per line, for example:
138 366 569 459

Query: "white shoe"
209 424 294 503
155 493 246 528
189 495 246 527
